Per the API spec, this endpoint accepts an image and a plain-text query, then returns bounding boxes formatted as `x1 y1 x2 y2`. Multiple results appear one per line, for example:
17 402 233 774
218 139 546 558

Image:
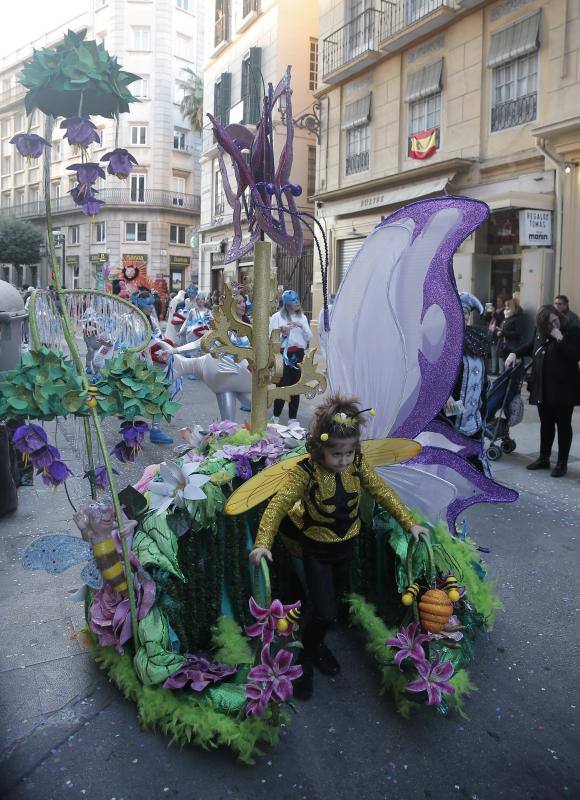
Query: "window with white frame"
130 173 146 202
408 93 441 136
15 189 24 206
173 129 187 150
132 78 149 99
51 140 62 161
15 151 25 171
14 112 24 132
174 83 187 105
309 38 318 92
132 28 151 50
491 53 537 131
212 159 225 217
1 118 10 138
30 185 40 205
345 125 370 176
94 221 106 243
130 125 148 145
30 110 39 128
176 34 192 59
69 225 80 245
170 224 186 244
172 176 186 205
1 191 11 208
176 0 189 8
125 222 147 242
52 182 61 200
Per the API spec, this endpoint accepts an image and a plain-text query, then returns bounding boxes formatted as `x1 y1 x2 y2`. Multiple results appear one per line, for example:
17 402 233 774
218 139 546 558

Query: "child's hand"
410 524 429 542
249 547 273 567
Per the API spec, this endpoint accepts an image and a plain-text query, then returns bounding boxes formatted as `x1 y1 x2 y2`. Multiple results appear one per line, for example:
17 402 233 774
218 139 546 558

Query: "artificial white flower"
148 460 211 515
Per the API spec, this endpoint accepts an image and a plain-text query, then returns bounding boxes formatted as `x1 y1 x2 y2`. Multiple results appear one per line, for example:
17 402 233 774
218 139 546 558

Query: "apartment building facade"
0 0 203 293
313 0 580 319
199 0 320 316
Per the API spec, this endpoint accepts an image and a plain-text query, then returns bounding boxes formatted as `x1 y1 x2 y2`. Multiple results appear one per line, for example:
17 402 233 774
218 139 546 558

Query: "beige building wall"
0 0 203 292
199 0 319 312
312 0 580 324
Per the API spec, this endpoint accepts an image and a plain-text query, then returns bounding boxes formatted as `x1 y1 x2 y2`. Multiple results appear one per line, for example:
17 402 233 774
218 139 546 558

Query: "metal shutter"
337 237 364 286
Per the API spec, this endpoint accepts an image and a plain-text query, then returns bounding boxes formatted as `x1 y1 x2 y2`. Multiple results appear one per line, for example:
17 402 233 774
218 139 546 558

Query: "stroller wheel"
487 444 502 461
501 438 516 454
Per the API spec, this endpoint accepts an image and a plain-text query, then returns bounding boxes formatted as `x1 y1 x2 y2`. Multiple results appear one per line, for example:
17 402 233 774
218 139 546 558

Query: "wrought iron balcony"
322 9 383 83
379 0 455 52
2 189 201 219
345 150 370 176
491 93 537 133
0 84 26 110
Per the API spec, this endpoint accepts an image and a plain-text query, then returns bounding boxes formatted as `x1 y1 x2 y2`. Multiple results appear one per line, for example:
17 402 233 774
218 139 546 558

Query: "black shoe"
551 462 567 478
526 458 550 471
313 642 341 676
293 658 313 700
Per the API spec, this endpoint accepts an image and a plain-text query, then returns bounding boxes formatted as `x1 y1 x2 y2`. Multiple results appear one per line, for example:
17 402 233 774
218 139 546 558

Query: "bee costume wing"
361 438 421 467
224 453 309 515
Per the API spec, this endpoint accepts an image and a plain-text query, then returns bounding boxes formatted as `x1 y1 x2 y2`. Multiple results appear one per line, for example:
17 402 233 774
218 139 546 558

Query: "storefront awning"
487 10 541 69
404 59 443 104
341 93 372 130
322 174 453 218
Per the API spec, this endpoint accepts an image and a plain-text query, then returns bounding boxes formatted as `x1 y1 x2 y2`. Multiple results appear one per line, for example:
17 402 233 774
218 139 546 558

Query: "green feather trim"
447 669 478 719
92 643 282 764
211 616 252 667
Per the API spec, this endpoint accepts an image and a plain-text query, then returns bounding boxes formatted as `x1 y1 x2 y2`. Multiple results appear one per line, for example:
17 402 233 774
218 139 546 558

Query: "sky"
0 0 82 62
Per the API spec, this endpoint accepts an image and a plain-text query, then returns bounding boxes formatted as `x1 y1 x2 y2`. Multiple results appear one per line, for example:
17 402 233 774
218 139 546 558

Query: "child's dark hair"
306 394 368 462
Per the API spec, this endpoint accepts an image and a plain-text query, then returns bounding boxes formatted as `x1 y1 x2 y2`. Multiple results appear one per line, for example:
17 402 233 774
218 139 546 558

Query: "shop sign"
169 255 190 266
211 252 226 267
122 254 148 264
66 255 79 266
519 210 552 246
89 252 108 264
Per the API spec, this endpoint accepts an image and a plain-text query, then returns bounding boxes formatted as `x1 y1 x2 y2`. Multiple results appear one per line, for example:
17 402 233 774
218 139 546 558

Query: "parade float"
2 32 517 763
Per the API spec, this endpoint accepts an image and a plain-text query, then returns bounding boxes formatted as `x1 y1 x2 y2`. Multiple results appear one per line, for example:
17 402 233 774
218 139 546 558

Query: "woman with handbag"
505 305 580 477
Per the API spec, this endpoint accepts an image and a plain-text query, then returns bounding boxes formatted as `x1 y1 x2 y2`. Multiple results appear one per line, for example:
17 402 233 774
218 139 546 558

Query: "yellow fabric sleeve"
253 465 310 550
359 456 414 531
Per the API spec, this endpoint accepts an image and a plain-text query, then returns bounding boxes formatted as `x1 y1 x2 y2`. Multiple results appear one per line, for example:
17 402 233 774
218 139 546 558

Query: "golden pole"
250 239 272 434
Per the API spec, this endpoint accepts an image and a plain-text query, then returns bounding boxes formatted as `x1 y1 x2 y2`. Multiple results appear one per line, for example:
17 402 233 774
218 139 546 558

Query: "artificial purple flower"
120 420 149 446
405 651 455 706
10 133 50 159
207 419 240 438
245 681 271 718
245 436 286 466
67 162 106 185
247 645 302 703
39 459 73 488
100 148 138 178
83 465 119 491
110 441 138 463
163 655 236 692
426 614 464 643
246 597 301 645
82 196 106 217
12 423 48 454
70 183 96 206
387 622 429 669
234 455 252 481
60 117 100 148
31 443 61 469
90 567 155 654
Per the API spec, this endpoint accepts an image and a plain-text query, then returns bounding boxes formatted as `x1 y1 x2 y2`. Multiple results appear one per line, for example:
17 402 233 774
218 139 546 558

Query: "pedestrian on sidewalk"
506 304 580 477
269 290 312 426
554 294 580 329
497 297 527 371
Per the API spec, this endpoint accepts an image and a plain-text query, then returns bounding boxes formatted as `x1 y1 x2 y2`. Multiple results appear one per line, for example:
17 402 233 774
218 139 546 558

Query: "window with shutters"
307 146 316 197
241 48 261 125
309 39 319 91
213 73 231 127
337 238 364 287
408 93 441 137
345 125 370 175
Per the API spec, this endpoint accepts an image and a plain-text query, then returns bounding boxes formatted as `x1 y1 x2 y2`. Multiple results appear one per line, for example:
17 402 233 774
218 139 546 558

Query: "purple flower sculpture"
110 441 138 464
207 419 240 438
60 117 100 149
207 67 304 263
70 183 96 206
10 133 50 159
31 443 61 469
111 421 149 463
12 423 48 454
90 567 155 654
67 162 106 186
387 622 429 669
246 597 301 645
247 645 302 704
83 465 119 491
100 148 138 178
405 651 455 706
234 455 252 481
245 681 270 718
38 459 73 488
163 655 237 692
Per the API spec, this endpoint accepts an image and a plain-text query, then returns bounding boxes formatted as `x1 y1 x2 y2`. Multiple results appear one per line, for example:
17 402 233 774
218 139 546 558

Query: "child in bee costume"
249 395 428 700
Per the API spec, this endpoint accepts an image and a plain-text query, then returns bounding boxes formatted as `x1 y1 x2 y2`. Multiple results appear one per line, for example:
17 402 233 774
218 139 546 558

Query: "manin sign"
519 210 552 246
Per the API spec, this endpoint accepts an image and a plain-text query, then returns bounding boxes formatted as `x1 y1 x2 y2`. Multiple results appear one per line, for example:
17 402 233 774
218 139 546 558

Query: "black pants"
272 349 305 419
300 536 354 657
538 403 574 463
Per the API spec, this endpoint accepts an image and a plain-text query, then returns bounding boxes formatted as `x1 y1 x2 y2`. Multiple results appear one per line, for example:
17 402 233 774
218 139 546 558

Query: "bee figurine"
401 582 420 606
443 575 461 602
276 607 301 633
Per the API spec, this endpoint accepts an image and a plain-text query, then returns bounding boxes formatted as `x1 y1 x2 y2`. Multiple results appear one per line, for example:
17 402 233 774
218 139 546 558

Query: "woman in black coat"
497 298 527 364
506 305 580 477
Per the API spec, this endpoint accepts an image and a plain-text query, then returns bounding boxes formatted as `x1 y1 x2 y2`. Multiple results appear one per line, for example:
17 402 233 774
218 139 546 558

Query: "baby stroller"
484 362 529 461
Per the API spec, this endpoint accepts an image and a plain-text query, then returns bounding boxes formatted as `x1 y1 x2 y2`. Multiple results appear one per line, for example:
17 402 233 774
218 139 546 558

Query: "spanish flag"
409 128 439 160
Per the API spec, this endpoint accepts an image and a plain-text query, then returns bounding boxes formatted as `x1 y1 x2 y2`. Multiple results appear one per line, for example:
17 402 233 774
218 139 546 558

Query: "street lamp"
280 101 321 144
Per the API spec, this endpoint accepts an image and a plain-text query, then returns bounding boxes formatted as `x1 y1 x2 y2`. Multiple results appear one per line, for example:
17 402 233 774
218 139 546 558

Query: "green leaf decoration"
118 485 148 521
133 607 186 686
206 683 247 714
20 29 140 118
133 512 185 582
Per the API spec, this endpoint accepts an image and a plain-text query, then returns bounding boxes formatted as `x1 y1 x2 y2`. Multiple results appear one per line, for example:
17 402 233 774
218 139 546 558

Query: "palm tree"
179 68 204 133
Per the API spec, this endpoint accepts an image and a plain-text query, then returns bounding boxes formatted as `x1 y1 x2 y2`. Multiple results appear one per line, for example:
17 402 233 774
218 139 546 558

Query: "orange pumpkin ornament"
419 588 453 633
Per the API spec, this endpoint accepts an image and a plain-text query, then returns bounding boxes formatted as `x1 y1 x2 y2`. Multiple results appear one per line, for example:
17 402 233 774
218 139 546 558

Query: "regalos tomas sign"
519 210 552 246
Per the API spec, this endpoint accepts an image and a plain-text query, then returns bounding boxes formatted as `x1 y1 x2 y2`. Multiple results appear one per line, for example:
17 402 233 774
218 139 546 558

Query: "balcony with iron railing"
379 0 456 54
491 93 537 133
345 150 370 176
0 83 26 111
2 189 201 220
322 9 383 84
